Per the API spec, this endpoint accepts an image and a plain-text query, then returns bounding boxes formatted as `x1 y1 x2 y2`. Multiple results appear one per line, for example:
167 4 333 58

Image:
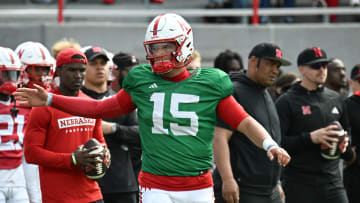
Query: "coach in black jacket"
343 65 360 203
275 47 352 203
213 43 291 203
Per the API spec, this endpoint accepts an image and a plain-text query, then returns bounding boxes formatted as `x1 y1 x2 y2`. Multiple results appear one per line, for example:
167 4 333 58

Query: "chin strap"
10 95 19 117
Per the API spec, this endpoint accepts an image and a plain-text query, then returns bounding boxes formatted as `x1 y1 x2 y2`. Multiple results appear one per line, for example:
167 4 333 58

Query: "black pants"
103 192 137 203
215 186 283 203
344 164 360 203
284 180 348 203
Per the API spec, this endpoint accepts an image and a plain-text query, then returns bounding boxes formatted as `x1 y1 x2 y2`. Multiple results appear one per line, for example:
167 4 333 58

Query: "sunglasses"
309 62 328 70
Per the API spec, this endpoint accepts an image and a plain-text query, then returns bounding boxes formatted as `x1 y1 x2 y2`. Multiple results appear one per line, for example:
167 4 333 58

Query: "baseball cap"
112 52 139 70
56 48 87 67
297 47 329 66
248 43 291 66
350 64 360 80
84 46 109 62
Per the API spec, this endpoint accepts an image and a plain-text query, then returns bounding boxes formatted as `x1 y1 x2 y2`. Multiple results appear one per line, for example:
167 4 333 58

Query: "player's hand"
267 146 291 167
310 125 342 148
74 145 103 169
222 178 239 203
339 135 349 154
103 145 111 168
13 84 49 107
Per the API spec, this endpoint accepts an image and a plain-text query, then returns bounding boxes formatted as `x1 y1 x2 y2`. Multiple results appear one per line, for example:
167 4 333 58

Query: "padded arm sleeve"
216 95 249 129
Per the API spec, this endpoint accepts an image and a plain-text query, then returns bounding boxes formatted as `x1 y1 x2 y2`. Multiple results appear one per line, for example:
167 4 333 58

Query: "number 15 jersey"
123 64 233 176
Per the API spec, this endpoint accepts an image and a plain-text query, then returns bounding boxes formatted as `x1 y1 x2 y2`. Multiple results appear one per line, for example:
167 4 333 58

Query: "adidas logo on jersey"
331 107 339 114
149 83 158 88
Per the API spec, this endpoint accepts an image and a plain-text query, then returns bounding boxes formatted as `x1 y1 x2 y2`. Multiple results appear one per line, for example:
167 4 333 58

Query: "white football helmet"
14 41 55 88
0 47 24 95
144 13 194 73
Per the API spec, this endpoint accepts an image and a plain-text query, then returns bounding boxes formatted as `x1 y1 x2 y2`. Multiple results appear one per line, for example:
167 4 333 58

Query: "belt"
199 169 209 175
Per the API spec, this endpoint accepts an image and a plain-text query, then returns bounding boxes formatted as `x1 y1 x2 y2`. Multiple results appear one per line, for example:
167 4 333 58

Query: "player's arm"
213 126 239 203
15 84 136 119
217 96 291 166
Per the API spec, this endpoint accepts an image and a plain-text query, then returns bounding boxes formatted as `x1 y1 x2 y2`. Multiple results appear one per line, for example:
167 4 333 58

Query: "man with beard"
275 47 352 203
325 58 349 99
213 43 291 203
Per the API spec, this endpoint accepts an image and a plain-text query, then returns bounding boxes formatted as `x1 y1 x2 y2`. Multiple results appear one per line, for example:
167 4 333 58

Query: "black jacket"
81 87 141 194
213 73 281 195
344 95 360 167
275 82 352 185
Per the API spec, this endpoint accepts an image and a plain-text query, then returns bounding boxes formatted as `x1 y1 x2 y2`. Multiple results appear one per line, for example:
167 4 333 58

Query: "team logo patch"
301 105 311 115
331 107 339 114
149 83 158 89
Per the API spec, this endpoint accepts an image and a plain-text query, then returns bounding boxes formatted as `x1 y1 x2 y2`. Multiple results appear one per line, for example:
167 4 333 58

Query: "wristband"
71 153 77 165
46 93 53 106
262 138 279 151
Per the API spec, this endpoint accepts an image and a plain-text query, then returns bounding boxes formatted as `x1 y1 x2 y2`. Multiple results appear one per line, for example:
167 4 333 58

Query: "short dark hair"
112 52 139 70
214 49 244 74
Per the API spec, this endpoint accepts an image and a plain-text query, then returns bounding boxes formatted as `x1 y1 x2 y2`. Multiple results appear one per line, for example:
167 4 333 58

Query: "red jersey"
0 99 31 169
24 89 105 203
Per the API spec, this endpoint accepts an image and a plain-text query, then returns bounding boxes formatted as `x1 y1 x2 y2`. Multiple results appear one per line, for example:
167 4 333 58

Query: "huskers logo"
57 116 96 129
301 105 312 115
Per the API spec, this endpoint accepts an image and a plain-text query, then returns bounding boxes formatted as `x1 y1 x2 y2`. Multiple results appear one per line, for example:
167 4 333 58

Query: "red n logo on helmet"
313 48 322 58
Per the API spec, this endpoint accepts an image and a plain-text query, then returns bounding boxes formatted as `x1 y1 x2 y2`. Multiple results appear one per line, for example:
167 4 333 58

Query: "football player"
0 47 30 203
14 41 55 203
15 13 291 203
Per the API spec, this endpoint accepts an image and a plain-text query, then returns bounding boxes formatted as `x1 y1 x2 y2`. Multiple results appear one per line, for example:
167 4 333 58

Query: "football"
82 138 107 180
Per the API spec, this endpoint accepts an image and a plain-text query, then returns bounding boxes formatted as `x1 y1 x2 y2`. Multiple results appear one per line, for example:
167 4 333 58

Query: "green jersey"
123 64 233 176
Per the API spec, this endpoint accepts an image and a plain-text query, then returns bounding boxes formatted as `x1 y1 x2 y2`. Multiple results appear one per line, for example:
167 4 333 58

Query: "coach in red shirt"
24 48 108 203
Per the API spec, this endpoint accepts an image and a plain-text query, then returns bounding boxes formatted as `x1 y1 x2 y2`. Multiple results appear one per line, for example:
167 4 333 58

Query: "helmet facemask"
23 65 53 88
145 40 184 73
0 66 23 95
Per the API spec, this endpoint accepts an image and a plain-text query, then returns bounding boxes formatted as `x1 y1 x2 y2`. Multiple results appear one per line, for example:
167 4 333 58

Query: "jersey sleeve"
51 89 136 119
217 95 249 130
24 107 73 169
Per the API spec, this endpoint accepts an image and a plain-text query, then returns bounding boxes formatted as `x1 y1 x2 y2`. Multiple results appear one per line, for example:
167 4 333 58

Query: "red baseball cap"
56 48 87 67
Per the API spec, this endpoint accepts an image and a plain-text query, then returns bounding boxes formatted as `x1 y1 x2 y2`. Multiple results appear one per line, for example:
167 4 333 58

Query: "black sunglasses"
309 62 328 70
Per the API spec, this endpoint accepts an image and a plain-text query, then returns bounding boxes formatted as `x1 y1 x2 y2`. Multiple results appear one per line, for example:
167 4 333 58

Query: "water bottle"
320 121 345 160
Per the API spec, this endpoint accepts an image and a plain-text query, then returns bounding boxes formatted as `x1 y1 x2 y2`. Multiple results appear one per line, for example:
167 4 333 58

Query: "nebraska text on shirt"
58 117 96 129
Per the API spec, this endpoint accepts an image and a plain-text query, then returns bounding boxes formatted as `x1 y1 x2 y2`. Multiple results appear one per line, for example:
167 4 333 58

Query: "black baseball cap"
297 47 329 66
248 43 291 66
350 64 360 80
84 46 109 62
112 52 139 70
